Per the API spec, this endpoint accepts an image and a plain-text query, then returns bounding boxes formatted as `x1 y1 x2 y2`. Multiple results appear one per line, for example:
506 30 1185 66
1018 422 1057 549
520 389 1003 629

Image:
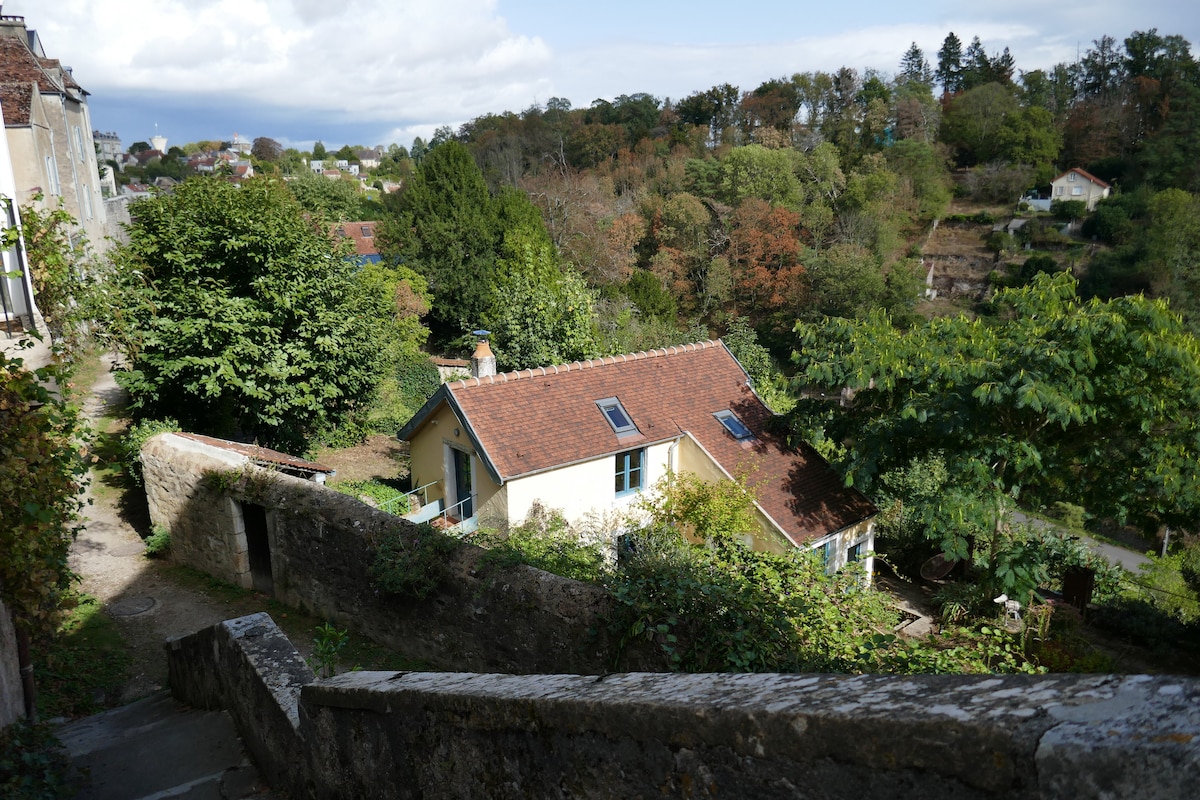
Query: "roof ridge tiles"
449 341 721 390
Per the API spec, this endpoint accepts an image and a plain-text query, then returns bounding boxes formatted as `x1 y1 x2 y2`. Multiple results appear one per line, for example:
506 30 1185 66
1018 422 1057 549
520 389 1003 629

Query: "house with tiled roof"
1051 168 1111 211
333 221 380 263
0 14 108 253
397 339 877 572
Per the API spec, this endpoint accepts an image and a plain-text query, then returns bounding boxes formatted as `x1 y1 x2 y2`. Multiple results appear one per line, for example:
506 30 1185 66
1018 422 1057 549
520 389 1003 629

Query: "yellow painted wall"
406 402 502 517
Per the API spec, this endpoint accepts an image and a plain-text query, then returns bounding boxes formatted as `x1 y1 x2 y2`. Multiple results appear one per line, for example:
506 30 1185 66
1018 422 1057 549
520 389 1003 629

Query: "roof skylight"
715 410 753 440
597 397 638 435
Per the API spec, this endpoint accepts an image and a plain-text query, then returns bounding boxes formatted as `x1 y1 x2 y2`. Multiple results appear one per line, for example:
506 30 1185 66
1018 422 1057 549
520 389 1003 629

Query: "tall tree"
380 142 500 339
899 42 934 87
936 32 964 95
251 137 282 162
109 177 400 451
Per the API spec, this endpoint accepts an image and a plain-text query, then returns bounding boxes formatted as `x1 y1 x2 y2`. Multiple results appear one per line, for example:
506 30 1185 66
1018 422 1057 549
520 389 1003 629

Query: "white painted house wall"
504 439 677 530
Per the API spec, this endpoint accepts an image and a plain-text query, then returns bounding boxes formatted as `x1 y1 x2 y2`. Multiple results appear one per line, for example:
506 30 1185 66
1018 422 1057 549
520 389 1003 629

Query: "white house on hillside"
1051 168 1111 211
397 339 878 574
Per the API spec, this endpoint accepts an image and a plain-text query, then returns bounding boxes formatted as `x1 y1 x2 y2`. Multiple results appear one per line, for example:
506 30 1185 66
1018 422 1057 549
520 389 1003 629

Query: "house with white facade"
398 339 878 573
1051 168 1111 211
0 14 108 253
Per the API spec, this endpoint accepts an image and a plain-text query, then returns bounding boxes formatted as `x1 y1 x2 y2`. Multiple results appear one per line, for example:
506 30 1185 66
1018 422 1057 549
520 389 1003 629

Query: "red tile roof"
174 433 334 475
0 81 32 125
0 36 60 93
1054 167 1111 189
407 341 875 545
333 221 379 257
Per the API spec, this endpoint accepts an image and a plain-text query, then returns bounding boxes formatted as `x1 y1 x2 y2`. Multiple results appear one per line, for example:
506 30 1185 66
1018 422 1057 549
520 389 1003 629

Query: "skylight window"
597 397 638 435
714 410 753 440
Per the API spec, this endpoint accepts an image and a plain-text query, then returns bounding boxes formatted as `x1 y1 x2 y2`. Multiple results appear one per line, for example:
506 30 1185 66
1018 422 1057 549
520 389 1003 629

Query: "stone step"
57 691 274 800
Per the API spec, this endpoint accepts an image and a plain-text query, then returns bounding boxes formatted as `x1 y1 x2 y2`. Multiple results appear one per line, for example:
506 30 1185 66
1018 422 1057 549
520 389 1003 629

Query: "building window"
615 448 643 496
597 397 638 436
1071 186 1083 196
714 410 753 440
1054 186 1064 196
846 541 863 564
74 127 85 162
361 225 372 237
1068 172 1076 182
821 539 835 574
45 156 60 195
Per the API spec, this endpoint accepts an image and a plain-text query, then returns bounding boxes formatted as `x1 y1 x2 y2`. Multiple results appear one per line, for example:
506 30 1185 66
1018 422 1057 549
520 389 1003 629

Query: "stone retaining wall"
170 613 1200 800
142 433 654 674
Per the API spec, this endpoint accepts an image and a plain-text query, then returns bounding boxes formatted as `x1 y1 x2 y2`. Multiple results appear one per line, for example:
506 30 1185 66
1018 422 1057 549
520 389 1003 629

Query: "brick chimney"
470 330 496 378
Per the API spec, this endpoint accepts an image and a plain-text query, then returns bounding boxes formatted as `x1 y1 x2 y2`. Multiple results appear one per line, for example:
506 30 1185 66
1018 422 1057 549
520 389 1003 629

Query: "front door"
452 448 473 519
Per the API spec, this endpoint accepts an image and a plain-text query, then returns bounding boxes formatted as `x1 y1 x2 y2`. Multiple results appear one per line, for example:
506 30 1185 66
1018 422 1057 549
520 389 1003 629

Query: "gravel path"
70 355 238 704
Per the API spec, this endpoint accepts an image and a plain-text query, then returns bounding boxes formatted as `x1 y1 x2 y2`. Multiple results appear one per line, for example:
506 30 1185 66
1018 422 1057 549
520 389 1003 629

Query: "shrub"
330 479 410 515
0 720 72 800
143 525 171 558
472 503 607 583
120 418 180 486
370 523 459 598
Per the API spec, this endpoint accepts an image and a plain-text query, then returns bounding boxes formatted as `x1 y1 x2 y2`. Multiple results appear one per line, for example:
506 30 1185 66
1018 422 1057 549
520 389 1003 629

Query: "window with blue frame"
821 539 835 574
615 448 644 496
846 541 863 564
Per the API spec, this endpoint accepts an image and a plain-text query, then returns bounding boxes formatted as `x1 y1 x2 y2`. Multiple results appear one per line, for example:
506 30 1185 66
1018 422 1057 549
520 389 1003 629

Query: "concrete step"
57 691 276 799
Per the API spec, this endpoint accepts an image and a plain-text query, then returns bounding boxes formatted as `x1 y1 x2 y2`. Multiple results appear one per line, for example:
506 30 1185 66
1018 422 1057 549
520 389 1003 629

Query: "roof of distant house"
333 221 379 258
400 341 877 545
1054 167 1111 189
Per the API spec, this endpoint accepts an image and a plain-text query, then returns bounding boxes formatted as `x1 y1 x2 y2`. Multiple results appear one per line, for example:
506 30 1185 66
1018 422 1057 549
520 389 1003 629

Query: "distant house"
309 159 325 173
398 339 878 573
1051 168 1111 211
333 221 380 264
356 148 381 170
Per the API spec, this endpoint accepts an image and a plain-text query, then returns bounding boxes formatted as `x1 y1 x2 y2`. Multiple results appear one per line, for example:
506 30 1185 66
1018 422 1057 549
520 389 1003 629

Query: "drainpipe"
16 624 36 722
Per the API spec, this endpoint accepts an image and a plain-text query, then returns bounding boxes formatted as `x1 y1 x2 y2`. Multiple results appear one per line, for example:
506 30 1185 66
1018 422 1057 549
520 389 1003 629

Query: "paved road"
1012 510 1151 572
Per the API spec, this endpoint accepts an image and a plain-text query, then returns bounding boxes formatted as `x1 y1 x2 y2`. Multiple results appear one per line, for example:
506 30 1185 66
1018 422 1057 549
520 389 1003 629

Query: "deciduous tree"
109 177 399 451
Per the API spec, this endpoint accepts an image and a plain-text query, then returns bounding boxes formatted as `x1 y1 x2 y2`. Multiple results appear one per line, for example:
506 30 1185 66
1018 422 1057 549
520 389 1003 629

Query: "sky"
6 0 1200 153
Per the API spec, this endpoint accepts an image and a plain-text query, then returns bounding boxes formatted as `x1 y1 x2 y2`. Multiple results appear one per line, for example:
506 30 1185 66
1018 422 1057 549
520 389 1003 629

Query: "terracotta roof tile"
0 37 59 93
442 341 876 545
333 221 379 257
0 81 33 125
1054 167 1111 189
175 433 334 475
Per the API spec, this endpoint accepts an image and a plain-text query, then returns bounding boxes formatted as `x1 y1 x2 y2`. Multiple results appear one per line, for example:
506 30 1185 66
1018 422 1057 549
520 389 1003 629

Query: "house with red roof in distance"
1051 168 1111 211
333 221 380 264
398 338 878 575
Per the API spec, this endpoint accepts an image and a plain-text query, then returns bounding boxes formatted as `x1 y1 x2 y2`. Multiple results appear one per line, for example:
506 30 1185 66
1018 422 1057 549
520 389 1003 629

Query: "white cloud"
16 0 551 121
8 0 1199 147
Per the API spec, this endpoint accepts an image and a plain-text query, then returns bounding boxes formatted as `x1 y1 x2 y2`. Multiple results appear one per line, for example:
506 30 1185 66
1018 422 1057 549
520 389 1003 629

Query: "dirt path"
70 356 253 704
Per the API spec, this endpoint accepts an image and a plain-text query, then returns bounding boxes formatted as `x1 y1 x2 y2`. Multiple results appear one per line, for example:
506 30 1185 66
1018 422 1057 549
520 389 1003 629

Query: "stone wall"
0 598 22 728
171 613 1200 800
143 433 655 674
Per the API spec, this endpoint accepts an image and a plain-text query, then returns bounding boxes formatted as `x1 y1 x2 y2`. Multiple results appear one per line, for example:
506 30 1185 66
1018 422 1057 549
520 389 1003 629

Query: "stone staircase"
56 691 278 799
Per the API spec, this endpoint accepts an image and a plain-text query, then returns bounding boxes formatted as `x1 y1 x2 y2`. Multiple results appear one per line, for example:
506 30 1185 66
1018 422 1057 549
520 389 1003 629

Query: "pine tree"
936 32 964 94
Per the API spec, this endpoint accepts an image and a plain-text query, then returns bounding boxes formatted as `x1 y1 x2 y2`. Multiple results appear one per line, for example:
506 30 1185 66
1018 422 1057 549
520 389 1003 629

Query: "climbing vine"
0 353 88 640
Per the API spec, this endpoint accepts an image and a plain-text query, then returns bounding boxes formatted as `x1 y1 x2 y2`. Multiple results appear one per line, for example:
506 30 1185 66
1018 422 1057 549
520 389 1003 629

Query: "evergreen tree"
899 42 934 87
936 32 964 94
